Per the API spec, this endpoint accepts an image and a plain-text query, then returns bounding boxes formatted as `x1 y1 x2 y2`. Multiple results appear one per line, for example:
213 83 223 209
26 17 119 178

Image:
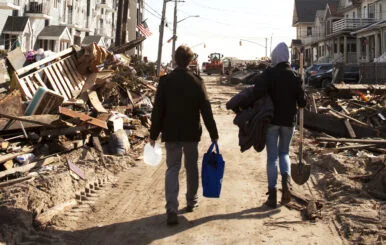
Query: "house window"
368 3 375 18
350 43 356 52
307 27 312 36
363 6 367 18
352 11 356 19
380 5 383 19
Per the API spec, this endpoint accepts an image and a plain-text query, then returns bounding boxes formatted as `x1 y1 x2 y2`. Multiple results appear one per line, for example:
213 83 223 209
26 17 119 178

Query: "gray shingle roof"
38 25 67 37
82 35 103 45
2 16 29 33
293 0 339 24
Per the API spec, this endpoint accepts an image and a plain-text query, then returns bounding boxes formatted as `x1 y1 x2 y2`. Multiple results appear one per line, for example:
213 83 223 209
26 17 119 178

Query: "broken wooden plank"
304 110 386 138
0 147 34 165
332 84 386 91
39 126 91 136
330 109 369 127
310 94 318 113
316 137 386 145
321 144 376 154
0 175 34 188
88 90 107 113
0 113 57 127
344 119 356 138
58 107 108 129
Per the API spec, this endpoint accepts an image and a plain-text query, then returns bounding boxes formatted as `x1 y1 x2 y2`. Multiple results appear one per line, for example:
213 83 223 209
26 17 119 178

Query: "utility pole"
265 38 268 57
156 0 169 77
171 0 177 67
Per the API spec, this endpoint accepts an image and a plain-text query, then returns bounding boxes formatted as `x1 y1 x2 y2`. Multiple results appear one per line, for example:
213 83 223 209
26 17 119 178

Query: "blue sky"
142 0 296 65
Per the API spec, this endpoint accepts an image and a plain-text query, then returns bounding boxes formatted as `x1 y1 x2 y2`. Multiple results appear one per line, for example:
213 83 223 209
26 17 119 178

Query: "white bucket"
143 142 162 166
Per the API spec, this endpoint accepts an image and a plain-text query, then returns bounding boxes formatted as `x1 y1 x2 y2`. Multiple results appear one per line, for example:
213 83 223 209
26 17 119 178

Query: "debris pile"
290 83 386 243
0 41 156 243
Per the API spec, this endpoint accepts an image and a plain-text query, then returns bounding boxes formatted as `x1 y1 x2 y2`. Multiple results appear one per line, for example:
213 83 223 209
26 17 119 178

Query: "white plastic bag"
143 143 162 166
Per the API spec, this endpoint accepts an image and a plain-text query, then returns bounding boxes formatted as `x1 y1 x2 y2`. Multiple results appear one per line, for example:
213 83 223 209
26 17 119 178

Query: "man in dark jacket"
253 42 306 208
149 45 219 225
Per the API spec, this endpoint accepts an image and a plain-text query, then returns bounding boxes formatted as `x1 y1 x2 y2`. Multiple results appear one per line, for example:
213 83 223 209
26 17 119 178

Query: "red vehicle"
205 53 224 75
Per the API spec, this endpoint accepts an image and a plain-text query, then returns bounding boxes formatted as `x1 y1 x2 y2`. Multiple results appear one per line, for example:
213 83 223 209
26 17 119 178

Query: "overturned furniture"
12 48 86 101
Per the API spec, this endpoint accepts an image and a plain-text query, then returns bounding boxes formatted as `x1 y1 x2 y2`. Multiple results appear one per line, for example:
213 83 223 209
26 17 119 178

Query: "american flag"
137 20 152 37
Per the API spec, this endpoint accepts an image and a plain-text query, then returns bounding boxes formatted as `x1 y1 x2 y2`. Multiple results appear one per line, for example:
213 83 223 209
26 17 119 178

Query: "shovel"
291 108 311 185
291 53 311 185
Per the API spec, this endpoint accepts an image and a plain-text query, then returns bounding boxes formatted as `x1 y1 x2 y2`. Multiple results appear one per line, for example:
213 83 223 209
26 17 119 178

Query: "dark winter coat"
253 62 306 127
150 67 218 142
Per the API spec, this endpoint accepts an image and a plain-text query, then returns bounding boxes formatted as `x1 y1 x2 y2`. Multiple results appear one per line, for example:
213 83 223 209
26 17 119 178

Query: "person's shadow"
51 205 281 245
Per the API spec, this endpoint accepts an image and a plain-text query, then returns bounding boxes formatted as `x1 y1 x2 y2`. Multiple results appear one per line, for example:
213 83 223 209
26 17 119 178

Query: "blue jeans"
265 124 294 189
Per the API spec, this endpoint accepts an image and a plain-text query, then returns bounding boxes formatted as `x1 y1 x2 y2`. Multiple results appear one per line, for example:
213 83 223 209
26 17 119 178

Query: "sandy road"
53 75 344 245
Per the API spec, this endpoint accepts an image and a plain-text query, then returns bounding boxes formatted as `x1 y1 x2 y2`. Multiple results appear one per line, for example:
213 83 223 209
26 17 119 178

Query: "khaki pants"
165 142 199 214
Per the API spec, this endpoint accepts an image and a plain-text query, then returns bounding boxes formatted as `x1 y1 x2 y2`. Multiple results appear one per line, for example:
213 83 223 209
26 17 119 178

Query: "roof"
38 25 67 38
2 16 30 33
82 35 103 45
293 0 338 25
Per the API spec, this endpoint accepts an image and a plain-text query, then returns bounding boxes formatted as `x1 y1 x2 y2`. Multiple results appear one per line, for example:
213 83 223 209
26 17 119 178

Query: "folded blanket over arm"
226 87 274 152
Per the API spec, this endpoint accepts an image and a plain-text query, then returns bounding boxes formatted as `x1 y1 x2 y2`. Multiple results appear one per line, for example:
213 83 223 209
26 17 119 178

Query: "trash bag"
201 142 225 198
108 129 130 156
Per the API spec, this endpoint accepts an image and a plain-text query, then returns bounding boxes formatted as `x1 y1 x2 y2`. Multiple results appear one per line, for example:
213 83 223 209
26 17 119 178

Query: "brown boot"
281 173 291 205
264 188 277 208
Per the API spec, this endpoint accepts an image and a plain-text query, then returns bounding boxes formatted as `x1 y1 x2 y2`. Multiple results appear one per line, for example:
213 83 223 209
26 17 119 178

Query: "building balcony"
332 18 378 33
303 35 325 46
24 1 51 19
96 0 113 10
0 0 21 10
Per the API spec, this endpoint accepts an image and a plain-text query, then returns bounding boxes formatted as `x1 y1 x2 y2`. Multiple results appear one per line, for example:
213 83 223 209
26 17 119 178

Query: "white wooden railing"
332 18 378 33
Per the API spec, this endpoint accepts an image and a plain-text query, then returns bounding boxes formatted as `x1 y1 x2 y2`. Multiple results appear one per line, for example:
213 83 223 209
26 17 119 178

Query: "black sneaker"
185 203 199 212
166 212 179 226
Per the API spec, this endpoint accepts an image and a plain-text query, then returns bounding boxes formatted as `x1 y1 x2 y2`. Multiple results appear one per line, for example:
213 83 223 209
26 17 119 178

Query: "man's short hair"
175 45 194 68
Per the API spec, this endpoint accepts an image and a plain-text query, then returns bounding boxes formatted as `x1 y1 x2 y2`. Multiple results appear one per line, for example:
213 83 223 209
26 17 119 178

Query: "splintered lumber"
88 90 108 113
0 113 57 127
0 160 39 179
332 84 386 91
39 126 91 136
321 144 376 154
316 137 386 145
310 94 318 113
0 175 34 188
0 147 34 164
330 109 369 127
304 110 386 138
59 107 108 129
109 36 146 54
344 119 356 138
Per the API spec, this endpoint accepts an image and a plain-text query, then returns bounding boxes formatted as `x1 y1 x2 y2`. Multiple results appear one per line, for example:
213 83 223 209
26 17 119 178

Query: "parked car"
307 63 360 88
305 63 333 84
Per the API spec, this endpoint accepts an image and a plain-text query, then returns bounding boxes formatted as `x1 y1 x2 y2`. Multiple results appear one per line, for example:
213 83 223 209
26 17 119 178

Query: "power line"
144 2 162 17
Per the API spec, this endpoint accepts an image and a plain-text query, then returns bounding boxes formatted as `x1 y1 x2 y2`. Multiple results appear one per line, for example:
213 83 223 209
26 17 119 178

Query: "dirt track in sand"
49 75 344 245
